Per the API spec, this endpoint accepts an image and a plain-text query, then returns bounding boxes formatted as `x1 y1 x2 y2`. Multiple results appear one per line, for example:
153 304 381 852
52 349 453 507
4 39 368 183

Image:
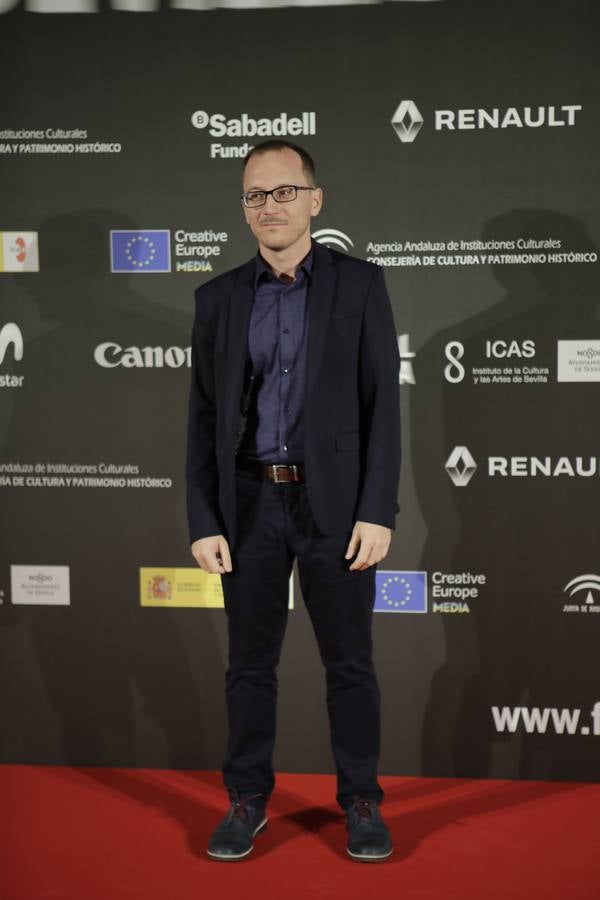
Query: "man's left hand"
345 521 392 571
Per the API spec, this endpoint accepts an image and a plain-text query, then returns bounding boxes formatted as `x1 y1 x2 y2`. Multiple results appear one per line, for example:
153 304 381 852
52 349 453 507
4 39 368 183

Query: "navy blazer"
186 241 401 549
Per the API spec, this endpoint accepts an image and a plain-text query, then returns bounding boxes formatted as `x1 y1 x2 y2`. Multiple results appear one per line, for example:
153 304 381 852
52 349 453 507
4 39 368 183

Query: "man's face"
242 148 322 254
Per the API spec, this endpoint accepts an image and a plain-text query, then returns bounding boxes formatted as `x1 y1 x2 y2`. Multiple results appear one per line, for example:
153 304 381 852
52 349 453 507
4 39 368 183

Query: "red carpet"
1 766 598 900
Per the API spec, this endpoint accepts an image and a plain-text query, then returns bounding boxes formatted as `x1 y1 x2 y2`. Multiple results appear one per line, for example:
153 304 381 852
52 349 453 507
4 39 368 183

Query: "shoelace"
228 791 263 824
353 798 374 821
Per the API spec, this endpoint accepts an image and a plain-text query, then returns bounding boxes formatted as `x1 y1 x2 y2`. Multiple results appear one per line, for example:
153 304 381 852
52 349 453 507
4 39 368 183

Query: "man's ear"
311 187 323 218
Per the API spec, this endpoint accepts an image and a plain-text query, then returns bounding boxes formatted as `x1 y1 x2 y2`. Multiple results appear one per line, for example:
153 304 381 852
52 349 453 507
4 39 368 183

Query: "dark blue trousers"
220 467 383 810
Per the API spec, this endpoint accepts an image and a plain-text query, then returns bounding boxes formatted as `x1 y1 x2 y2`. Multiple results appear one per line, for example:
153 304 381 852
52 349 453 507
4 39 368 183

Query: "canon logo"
94 342 191 369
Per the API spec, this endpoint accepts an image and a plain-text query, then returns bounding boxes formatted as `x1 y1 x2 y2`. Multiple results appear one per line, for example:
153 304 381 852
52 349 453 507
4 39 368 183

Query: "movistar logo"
0 323 23 365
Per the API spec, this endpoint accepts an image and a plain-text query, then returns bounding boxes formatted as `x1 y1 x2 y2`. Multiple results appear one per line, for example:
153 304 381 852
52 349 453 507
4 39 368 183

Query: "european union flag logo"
374 571 427 614
110 230 171 273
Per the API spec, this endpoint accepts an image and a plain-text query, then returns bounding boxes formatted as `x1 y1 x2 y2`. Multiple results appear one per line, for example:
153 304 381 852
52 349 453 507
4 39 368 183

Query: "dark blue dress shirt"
238 248 313 463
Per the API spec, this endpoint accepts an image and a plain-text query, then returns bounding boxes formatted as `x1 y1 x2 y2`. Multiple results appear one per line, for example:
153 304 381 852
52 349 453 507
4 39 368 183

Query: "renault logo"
391 101 424 143
445 446 477 487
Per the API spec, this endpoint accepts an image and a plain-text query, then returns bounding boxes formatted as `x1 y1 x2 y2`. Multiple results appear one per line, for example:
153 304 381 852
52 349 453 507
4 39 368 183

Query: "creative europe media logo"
109 229 227 274
110 230 171 273
373 571 484 614
374 571 427 613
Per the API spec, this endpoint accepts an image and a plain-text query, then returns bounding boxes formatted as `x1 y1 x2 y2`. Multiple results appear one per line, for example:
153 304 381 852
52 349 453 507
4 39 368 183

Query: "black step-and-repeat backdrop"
1 0 599 781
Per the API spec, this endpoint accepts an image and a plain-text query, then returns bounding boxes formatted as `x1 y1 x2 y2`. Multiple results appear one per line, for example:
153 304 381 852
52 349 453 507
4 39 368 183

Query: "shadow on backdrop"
0 210 224 770
413 210 600 780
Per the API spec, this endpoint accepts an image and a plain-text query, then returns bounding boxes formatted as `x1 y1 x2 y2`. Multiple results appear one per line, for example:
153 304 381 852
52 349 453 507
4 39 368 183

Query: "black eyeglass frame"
240 185 316 208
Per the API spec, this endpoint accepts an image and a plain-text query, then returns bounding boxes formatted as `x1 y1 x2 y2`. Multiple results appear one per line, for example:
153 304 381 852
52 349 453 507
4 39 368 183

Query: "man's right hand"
191 535 233 574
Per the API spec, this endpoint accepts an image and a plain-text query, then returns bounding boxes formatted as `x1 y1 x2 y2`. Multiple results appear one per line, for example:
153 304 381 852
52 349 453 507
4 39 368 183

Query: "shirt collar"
254 243 314 289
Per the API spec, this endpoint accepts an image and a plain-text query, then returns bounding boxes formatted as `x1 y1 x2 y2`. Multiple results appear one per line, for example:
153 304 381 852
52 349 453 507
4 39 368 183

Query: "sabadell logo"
191 110 316 138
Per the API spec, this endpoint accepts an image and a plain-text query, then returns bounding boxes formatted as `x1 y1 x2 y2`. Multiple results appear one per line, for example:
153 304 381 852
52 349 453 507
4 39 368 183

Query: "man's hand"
345 521 391 571
191 535 233 574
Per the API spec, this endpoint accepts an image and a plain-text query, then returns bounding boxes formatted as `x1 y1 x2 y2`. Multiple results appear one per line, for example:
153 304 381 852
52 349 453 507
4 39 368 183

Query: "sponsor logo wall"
1 0 599 781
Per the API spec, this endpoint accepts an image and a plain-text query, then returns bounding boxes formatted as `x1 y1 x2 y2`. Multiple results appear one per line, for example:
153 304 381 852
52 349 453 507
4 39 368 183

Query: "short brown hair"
242 140 316 184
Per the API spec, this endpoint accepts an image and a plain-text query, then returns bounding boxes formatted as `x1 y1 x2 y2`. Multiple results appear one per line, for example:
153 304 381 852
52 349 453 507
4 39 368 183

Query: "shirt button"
283 444 288 452
285 405 291 412
282 328 290 334
282 367 289 374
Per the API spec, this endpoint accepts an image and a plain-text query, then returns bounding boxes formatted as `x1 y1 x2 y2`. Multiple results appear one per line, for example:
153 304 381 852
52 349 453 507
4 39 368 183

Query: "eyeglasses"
240 185 315 208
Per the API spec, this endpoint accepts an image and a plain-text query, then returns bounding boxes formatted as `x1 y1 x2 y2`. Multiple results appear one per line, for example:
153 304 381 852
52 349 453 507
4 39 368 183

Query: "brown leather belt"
236 457 306 483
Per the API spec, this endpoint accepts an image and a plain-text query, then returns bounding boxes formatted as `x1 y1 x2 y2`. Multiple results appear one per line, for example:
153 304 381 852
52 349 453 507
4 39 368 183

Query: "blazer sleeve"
355 266 401 529
185 287 224 543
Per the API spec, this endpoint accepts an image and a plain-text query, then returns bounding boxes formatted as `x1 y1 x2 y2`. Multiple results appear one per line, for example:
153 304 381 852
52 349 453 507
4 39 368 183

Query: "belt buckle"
270 464 298 483
270 464 285 483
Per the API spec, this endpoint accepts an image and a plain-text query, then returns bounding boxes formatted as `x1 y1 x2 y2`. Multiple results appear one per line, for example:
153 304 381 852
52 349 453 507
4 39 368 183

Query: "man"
186 140 401 862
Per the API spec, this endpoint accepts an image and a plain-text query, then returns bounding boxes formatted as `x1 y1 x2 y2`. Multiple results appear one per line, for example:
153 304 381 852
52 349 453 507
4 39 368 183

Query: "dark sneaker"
345 798 393 862
207 791 268 861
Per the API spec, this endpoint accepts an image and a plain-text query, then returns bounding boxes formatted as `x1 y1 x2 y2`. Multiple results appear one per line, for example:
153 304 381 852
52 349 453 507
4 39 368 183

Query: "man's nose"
263 192 280 212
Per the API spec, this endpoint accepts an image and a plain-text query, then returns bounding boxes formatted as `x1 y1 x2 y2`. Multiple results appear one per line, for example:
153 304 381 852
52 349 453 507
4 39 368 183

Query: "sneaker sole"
207 818 268 861
346 845 394 862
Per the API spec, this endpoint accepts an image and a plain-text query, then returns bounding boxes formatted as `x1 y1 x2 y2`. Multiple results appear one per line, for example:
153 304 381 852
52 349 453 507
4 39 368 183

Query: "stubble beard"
254 220 309 255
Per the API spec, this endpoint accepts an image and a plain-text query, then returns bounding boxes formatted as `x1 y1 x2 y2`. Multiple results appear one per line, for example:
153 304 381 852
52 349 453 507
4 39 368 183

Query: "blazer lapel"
305 242 337 401
223 259 255 434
